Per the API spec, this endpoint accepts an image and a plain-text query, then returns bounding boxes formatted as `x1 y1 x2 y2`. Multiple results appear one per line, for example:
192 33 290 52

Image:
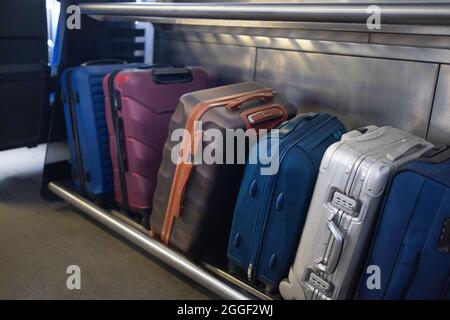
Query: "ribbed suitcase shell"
358 147 450 300
280 126 433 300
103 66 209 223
151 82 297 259
227 113 346 292
61 64 129 200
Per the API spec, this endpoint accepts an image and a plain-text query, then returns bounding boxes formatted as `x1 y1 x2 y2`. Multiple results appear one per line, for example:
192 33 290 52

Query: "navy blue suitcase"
227 112 346 292
358 146 450 300
61 60 132 201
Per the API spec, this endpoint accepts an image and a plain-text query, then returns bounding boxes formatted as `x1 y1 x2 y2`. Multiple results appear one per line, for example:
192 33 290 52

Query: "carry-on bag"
151 82 297 259
358 145 450 300
61 60 130 201
227 112 346 293
103 65 208 226
279 126 433 300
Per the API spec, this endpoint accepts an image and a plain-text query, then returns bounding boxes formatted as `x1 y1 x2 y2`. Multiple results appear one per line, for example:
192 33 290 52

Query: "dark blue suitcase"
227 112 346 292
61 61 132 201
358 146 450 300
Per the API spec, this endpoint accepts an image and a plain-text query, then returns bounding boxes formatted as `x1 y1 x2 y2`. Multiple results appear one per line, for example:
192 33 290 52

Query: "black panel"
0 0 49 151
0 0 46 38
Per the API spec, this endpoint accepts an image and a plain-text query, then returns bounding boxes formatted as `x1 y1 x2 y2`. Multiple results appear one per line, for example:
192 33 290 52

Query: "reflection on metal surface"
165 24 370 43
109 209 152 236
48 182 252 300
254 48 438 136
90 15 450 36
428 65 450 145
79 2 450 25
370 33 450 50
157 30 450 64
156 40 256 85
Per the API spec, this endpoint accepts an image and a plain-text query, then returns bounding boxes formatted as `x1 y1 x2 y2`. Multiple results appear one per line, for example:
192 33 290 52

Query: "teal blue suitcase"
227 113 346 292
358 146 450 300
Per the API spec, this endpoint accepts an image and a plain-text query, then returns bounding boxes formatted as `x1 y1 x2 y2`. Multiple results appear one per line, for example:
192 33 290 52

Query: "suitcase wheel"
227 261 242 275
279 279 295 300
140 215 150 229
264 283 276 294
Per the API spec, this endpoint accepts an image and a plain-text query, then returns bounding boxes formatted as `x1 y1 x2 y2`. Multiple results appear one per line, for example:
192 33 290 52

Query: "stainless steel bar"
79 2 450 25
48 182 252 300
88 15 450 36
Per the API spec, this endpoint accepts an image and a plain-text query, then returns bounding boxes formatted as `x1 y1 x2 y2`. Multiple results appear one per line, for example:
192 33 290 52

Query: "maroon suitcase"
103 65 209 226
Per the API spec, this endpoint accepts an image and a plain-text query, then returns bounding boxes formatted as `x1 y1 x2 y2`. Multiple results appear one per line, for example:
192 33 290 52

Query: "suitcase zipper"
108 70 130 210
66 70 88 195
247 115 340 281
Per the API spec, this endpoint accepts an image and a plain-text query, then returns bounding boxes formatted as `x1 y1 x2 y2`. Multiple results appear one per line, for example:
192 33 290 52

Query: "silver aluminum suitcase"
279 126 433 300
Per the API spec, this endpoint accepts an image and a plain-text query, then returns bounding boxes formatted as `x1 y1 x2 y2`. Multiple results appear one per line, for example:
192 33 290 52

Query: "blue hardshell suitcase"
61 61 132 200
227 112 346 292
358 146 450 300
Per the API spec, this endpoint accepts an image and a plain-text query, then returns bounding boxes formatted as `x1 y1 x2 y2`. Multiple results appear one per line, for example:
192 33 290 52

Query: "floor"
0 145 209 299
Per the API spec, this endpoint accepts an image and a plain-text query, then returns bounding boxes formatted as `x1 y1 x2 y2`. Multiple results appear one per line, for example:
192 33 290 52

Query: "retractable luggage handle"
80 59 127 66
107 70 130 209
386 138 428 162
137 64 169 69
279 112 318 135
315 213 344 274
417 145 450 163
343 125 380 140
152 66 194 84
65 70 88 195
160 88 283 244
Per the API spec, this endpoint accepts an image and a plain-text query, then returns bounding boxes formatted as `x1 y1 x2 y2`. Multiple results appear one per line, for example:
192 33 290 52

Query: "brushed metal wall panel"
371 33 450 50
255 49 438 137
156 39 256 86
428 65 450 144
154 27 450 64
165 25 370 43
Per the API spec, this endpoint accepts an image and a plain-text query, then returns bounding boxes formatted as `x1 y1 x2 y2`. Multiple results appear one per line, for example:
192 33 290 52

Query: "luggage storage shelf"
48 181 274 300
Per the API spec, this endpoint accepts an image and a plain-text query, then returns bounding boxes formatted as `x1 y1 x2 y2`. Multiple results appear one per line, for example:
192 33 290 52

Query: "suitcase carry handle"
80 59 127 66
343 125 380 140
386 138 428 162
226 91 275 111
280 112 318 134
242 104 288 130
315 216 344 274
246 107 284 125
416 145 450 163
137 63 169 70
152 68 193 84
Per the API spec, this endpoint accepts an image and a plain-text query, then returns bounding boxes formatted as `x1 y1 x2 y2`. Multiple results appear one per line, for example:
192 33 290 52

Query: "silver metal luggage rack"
79 2 450 34
48 1 450 300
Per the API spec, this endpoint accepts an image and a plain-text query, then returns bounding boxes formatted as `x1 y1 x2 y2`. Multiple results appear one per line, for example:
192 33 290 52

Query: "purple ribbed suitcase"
103 65 209 226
